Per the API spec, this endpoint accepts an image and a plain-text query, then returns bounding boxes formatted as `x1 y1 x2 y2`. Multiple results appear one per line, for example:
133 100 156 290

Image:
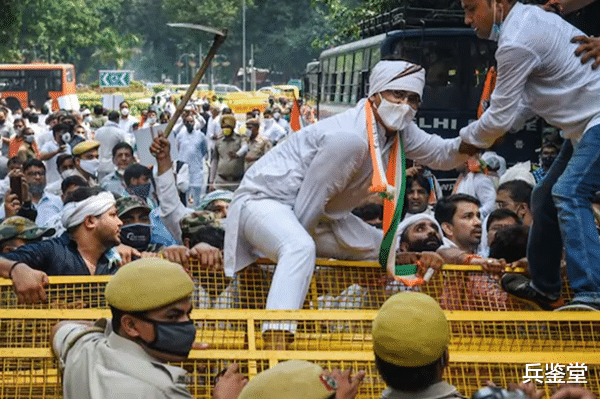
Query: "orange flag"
290 98 302 132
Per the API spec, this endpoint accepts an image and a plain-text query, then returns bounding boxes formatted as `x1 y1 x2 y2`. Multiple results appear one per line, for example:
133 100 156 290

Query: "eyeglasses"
385 90 421 107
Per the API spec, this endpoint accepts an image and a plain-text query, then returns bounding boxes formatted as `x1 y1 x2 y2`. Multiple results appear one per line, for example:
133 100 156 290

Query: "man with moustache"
0 187 122 304
398 214 444 253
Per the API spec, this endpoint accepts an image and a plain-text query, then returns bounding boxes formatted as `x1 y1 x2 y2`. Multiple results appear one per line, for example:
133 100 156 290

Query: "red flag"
290 98 302 132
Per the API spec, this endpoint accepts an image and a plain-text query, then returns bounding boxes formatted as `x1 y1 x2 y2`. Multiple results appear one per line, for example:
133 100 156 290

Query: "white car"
214 84 242 97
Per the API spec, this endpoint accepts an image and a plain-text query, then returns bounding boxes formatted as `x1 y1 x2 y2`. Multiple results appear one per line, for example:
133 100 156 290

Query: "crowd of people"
1 0 600 398
0 93 296 303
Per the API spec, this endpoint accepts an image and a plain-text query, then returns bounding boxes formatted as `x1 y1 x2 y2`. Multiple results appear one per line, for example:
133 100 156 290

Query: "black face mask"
0 119 5 125
540 156 556 169
120 223 151 251
136 316 196 357
185 122 194 132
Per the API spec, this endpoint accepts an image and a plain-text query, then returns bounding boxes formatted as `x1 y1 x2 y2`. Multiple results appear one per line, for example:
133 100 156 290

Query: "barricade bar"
0 262 573 311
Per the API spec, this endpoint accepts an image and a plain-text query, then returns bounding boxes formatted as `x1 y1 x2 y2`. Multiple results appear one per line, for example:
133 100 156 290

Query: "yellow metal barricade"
0 261 574 311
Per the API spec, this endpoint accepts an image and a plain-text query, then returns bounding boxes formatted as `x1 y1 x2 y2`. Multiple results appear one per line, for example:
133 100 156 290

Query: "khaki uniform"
53 321 194 399
380 382 467 399
212 134 244 191
244 134 271 171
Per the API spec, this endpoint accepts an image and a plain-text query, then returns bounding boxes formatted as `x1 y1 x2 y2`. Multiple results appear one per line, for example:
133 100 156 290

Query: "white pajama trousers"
240 199 380 314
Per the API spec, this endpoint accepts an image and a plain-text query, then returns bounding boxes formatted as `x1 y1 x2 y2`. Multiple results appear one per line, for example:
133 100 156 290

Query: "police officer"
51 258 207 399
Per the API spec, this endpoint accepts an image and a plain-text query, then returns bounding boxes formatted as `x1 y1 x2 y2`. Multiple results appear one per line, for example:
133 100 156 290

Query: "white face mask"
79 158 99 176
61 169 77 179
264 118 274 129
147 117 157 125
273 112 281 120
61 132 71 144
376 95 417 131
84 116 92 123
121 108 130 117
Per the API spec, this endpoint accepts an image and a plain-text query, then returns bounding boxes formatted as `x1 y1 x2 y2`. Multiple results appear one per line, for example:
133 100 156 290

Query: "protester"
398 214 444 253
100 142 135 196
0 187 124 303
94 111 126 179
495 180 533 226
403 174 435 219
45 154 76 195
0 157 23 198
486 208 522 249
39 123 71 183
9 126 40 161
222 59 473 346
22 159 63 226
118 101 139 137
532 140 560 183
460 0 600 310
452 158 496 220
176 112 208 207
123 163 158 209
261 108 286 146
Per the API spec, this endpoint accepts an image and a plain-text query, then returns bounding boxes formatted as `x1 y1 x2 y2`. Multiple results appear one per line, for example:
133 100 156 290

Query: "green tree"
93 29 141 69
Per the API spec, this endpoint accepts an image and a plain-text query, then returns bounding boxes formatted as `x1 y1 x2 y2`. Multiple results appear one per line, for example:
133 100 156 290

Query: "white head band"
397 214 442 241
62 192 116 229
368 60 426 98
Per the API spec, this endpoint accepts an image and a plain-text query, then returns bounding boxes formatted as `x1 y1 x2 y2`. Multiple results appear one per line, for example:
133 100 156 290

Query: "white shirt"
165 101 176 116
41 140 71 184
460 3 600 147
176 127 208 185
36 127 54 149
454 172 497 220
0 191 62 227
94 120 126 174
34 191 63 227
225 98 469 275
276 117 291 135
262 119 286 144
118 115 139 133
205 116 221 153
156 169 193 243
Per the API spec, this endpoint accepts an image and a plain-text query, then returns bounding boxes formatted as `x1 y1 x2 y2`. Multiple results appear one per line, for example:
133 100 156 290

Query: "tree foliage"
0 0 370 84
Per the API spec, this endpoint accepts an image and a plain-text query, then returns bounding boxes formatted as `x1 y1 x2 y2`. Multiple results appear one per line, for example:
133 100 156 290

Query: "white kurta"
224 99 468 312
454 172 497 220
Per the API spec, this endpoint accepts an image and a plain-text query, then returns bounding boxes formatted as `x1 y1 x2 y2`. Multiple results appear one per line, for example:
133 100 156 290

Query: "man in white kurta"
224 60 470 320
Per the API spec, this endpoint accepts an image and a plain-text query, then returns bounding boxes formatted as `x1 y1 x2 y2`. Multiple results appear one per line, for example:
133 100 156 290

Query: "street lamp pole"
242 0 246 91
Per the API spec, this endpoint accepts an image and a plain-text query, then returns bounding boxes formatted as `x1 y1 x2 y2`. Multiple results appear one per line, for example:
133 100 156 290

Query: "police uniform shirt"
244 134 272 171
214 134 244 181
53 321 194 399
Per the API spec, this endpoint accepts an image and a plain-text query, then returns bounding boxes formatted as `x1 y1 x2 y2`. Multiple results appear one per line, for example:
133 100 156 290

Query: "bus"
305 7 545 189
0 63 76 112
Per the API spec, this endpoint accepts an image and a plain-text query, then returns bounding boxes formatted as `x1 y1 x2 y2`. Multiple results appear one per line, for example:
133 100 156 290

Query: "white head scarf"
397 213 442 241
368 60 426 98
62 192 116 229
